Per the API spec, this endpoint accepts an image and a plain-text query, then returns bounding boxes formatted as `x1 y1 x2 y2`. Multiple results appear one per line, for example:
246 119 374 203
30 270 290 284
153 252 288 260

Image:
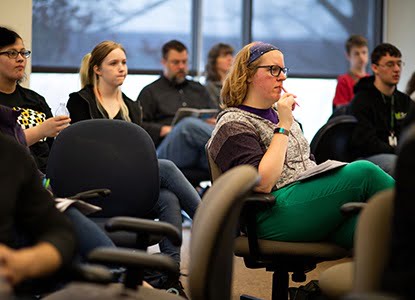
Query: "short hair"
371 43 402 65
205 43 234 82
345 35 368 54
0 26 22 49
162 40 187 59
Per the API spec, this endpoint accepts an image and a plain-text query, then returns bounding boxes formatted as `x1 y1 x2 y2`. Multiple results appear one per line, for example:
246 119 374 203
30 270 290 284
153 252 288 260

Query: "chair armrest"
68 264 115 284
88 247 179 289
245 192 275 205
88 247 178 274
69 188 111 200
340 202 367 216
240 192 275 258
105 216 182 247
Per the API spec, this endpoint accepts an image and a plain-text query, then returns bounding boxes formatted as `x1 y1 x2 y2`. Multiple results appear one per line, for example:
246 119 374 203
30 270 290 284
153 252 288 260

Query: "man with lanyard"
350 43 414 176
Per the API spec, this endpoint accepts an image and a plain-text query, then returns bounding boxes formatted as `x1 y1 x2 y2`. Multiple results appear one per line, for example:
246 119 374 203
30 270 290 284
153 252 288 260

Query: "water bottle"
55 102 70 117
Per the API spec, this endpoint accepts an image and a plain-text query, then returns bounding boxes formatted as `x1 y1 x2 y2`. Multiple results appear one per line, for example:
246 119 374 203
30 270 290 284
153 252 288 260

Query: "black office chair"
310 115 359 164
43 165 262 300
205 146 349 300
46 119 160 248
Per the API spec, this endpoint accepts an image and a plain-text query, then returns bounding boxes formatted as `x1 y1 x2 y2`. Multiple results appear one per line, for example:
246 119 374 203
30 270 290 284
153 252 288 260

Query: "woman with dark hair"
0 26 71 173
0 26 115 265
204 43 234 105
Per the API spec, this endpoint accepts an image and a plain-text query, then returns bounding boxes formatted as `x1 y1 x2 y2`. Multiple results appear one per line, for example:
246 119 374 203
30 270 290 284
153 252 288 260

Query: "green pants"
256 160 395 249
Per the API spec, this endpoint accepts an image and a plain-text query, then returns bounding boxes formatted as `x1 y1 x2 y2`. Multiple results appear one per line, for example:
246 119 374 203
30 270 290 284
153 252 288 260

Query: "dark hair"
0 26 22 49
205 43 234 82
162 40 187 59
371 43 402 65
406 71 415 96
345 35 368 54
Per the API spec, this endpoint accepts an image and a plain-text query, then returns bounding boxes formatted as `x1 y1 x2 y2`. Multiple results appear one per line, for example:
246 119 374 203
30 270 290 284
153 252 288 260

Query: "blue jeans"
157 117 214 170
64 207 115 261
364 154 397 177
156 159 202 264
159 159 201 219
155 189 182 264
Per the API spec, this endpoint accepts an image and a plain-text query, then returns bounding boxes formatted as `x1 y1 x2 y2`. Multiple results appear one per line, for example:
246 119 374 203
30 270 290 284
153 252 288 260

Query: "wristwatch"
274 127 290 136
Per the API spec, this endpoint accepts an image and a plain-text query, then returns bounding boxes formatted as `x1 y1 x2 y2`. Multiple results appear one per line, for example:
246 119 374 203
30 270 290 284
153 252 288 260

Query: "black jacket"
137 75 215 146
0 133 75 266
350 76 414 157
67 85 143 126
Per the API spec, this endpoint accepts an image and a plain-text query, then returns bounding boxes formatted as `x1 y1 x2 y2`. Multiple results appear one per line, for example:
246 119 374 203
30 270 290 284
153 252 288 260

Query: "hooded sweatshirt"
350 76 414 157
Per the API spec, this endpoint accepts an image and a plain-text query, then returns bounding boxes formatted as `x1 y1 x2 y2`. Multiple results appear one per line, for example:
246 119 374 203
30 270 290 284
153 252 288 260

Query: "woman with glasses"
0 27 71 174
207 41 395 249
204 43 234 105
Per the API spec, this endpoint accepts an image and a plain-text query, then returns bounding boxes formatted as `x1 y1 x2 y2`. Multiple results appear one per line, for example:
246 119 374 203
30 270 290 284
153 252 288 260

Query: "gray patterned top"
208 107 316 189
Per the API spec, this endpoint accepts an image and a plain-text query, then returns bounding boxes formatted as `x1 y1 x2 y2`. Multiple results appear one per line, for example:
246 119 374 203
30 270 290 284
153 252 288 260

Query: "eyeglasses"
375 61 405 69
256 65 289 77
0 49 31 59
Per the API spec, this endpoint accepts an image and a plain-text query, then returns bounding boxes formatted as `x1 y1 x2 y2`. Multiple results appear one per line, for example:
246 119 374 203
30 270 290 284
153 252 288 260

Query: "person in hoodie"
350 43 414 176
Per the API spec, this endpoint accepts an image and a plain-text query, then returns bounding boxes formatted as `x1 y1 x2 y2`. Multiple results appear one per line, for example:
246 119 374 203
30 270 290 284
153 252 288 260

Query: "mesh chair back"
189 165 260 300
46 119 159 218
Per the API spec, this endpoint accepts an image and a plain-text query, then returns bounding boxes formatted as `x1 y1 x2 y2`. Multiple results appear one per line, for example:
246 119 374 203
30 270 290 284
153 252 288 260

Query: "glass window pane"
252 0 381 77
201 0 242 73
32 0 192 70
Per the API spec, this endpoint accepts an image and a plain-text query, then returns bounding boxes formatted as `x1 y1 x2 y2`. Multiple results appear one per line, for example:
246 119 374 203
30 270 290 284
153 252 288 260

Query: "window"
30 0 383 141
200 0 242 74
32 0 192 72
252 0 382 77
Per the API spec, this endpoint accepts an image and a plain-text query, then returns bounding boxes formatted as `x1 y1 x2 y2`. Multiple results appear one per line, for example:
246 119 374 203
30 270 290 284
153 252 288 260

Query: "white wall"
384 0 415 92
0 0 32 87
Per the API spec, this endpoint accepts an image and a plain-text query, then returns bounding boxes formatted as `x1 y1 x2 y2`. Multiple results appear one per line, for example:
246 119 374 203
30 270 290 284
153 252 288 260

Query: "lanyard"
381 93 395 133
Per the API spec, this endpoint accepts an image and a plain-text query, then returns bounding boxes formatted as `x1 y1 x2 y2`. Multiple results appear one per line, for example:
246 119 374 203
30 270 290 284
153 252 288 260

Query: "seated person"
67 40 200 296
208 41 394 249
332 34 369 111
0 132 76 298
0 26 71 174
137 40 216 171
350 43 414 177
204 42 234 105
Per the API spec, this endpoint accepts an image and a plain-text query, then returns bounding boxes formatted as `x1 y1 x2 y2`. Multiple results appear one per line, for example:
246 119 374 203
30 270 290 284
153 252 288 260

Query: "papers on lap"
55 198 102 215
171 108 218 126
296 159 348 181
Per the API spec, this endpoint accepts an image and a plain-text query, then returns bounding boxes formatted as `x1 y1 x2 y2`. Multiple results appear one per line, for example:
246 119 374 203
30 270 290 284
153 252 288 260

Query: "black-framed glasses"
375 61 405 69
0 49 31 59
256 65 289 77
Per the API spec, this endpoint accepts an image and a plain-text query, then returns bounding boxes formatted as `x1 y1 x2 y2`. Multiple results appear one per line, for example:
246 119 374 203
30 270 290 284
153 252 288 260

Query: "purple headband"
248 42 280 65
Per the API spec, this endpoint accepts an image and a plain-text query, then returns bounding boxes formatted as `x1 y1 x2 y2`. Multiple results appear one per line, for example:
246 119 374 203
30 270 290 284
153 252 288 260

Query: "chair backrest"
46 119 159 218
188 165 260 300
310 115 358 164
379 123 415 297
353 189 394 293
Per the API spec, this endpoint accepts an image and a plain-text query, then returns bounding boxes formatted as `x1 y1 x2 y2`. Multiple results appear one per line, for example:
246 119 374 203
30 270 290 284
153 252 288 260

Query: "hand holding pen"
281 86 300 110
